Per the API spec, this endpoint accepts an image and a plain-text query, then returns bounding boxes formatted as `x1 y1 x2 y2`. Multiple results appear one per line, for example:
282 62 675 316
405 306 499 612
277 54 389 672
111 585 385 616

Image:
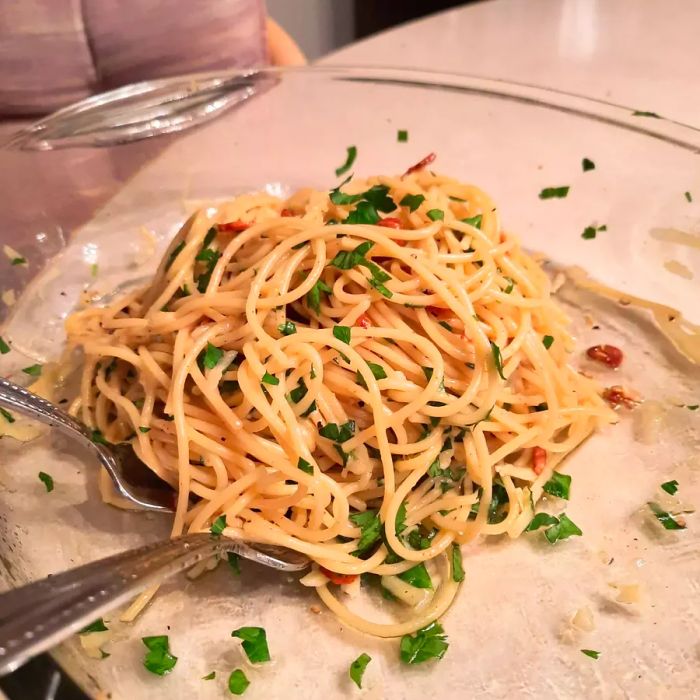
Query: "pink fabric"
0 0 268 116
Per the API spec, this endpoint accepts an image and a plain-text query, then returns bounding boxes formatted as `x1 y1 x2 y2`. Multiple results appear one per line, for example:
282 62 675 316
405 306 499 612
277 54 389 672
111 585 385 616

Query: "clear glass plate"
0 67 698 699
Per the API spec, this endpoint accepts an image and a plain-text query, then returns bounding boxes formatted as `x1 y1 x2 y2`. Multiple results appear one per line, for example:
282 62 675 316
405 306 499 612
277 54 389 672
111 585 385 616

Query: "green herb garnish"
462 214 482 229
228 669 250 695
582 158 595 172
199 342 223 370
297 457 313 474
582 224 606 240
542 335 554 349
685 191 693 203
90 429 108 445
10 257 26 266
231 627 271 663
648 502 685 530
0 336 9 354
278 320 297 335
349 652 371 688
451 544 465 583
397 130 408 143
38 471 54 492
138 426 151 433
142 635 177 675
581 649 601 659
306 279 332 315
398 563 432 589
543 472 571 499
543 513 582 543
333 325 351 345
350 509 382 553
335 146 357 177
0 408 15 424
356 361 387 389
80 618 108 634
525 512 560 531
490 341 506 379
346 200 380 225
319 420 355 442
210 515 227 537
261 372 279 386
22 364 42 377
227 552 241 575
632 110 660 118
400 194 425 212
503 277 514 294
90 263 98 277
400 622 449 664
539 186 570 199
165 241 185 270
203 671 216 680
660 480 679 495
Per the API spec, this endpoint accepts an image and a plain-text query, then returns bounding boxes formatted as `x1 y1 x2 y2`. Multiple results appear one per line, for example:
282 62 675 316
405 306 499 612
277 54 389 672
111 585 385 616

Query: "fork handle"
0 533 301 676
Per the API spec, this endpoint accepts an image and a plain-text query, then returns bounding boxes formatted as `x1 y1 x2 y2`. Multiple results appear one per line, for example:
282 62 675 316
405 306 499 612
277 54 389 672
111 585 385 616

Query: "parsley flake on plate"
581 224 607 240
648 502 685 530
22 364 42 377
0 336 10 354
684 191 692 202
400 621 449 664
80 618 108 634
398 562 433 589
335 145 357 177
0 407 15 424
660 480 679 495
582 157 595 172
451 544 465 583
542 335 555 349
142 635 177 676
228 669 250 695
397 129 408 143
202 671 216 680
632 110 660 118
539 186 570 199
231 626 271 663
581 649 601 659
38 471 54 492
526 512 582 543
349 652 371 688
543 472 572 500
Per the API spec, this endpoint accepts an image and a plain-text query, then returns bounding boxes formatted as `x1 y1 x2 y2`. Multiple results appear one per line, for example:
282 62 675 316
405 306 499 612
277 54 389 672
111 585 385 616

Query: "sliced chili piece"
376 217 401 229
280 208 294 217
218 220 249 232
586 344 623 368
532 446 547 475
603 385 639 409
404 152 436 176
355 314 371 329
319 566 358 585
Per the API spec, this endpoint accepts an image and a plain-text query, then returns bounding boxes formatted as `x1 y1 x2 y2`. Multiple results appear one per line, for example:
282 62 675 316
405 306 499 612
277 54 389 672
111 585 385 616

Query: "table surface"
322 0 700 127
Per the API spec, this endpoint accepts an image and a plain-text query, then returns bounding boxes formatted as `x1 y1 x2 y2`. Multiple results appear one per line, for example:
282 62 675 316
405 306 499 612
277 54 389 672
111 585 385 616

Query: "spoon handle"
0 533 308 676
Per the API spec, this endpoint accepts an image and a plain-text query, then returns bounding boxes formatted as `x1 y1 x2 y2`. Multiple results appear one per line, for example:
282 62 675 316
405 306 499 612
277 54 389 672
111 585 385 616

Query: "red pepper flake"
427 305 453 319
218 220 249 232
603 385 640 409
586 344 623 368
280 209 294 217
319 566 358 585
404 152 436 176
355 314 371 329
532 446 547 475
376 217 401 229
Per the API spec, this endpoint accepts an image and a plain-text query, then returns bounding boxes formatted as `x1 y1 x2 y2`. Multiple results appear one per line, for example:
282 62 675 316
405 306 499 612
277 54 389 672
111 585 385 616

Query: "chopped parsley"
543 472 571 499
582 224 607 240
582 158 595 172
228 669 250 695
0 336 9 354
142 635 177 675
427 209 444 221
632 110 660 118
297 457 313 474
10 257 26 266
330 182 395 212
330 240 393 298
199 342 223 370
0 408 15 424
526 512 582 543
22 364 42 377
38 471 54 492
539 186 570 200
503 277 515 294
203 671 216 680
350 509 382 553
490 341 506 380
261 371 279 386
462 214 482 229
306 279 332 315
278 320 297 335
356 361 387 389
398 562 432 589
231 627 271 663
210 515 227 537
349 652 371 688
335 145 357 177
227 552 241 575
319 420 355 442
685 191 692 203
542 335 554 349
648 501 685 530
346 200 381 225
451 544 465 582
400 193 425 212
333 325 351 345
685 404 699 411
397 129 408 143
525 512 560 531
80 618 108 634
138 426 151 433
90 263 98 277
581 649 601 660
660 480 679 495
90 429 108 445
165 241 185 270
400 622 449 664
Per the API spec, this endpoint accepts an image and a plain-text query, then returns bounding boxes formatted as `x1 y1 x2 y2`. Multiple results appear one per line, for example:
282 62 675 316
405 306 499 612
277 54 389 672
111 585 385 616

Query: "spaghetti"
66 169 616 636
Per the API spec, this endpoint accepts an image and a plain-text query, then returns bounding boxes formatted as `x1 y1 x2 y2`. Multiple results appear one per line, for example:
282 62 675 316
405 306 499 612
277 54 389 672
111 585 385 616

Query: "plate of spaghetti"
0 68 698 699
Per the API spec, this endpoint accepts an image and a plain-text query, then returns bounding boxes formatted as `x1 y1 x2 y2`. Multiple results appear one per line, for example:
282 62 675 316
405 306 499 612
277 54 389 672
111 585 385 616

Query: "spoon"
0 376 174 512
0 532 310 676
